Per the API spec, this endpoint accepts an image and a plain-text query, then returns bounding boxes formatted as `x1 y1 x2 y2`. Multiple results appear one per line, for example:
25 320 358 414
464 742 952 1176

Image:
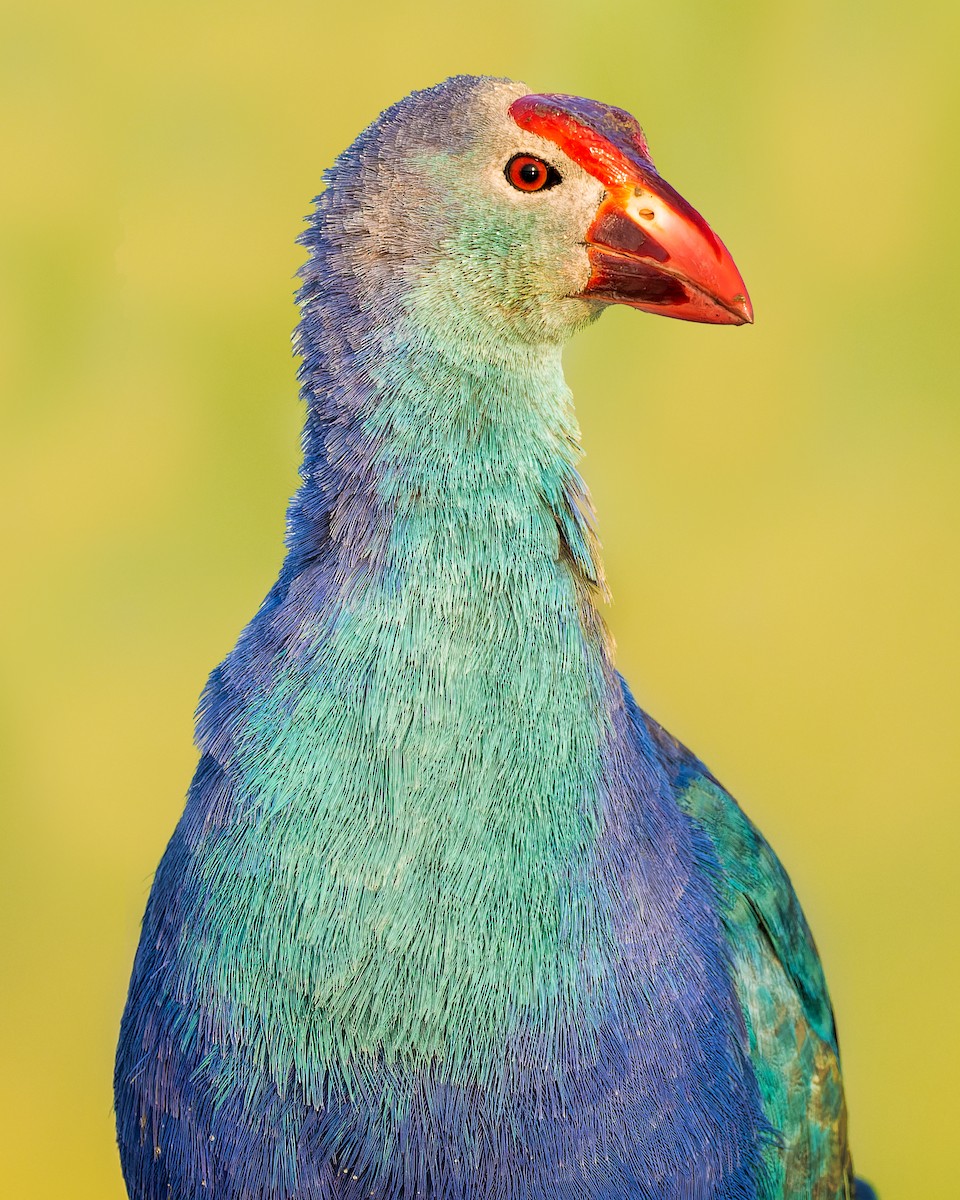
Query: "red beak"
510 93 753 326
583 172 753 325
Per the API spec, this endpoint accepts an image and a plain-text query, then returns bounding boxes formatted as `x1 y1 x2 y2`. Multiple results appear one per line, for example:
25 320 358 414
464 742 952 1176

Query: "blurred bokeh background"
2 1 957 1195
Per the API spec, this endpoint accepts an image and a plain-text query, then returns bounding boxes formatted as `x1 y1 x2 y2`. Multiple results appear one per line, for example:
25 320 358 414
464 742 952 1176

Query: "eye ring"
505 154 562 193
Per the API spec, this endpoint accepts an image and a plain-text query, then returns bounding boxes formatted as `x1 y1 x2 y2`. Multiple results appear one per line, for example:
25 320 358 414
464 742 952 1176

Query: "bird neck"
207 292 619 1072
289 277 607 614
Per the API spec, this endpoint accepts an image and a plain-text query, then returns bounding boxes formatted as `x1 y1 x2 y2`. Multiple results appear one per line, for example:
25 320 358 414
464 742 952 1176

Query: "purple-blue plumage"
116 699 775 1200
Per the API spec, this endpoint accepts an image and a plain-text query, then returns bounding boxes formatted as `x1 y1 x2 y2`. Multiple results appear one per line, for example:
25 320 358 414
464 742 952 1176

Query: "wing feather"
631 692 855 1198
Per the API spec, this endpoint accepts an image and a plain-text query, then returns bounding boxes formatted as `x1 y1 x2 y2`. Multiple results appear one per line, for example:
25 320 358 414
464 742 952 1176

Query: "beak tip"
731 293 754 325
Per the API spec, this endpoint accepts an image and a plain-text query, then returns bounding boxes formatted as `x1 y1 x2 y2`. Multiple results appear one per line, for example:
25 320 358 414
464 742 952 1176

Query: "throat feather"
189 326 617 1081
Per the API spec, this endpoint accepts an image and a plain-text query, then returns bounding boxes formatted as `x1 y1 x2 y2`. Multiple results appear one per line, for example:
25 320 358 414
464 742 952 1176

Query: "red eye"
505 154 561 193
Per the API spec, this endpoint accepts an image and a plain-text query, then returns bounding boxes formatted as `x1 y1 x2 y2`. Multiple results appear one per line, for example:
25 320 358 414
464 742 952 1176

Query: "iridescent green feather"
677 775 854 1199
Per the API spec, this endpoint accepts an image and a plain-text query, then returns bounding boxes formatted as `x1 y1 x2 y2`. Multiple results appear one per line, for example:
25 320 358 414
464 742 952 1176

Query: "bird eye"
505 154 562 193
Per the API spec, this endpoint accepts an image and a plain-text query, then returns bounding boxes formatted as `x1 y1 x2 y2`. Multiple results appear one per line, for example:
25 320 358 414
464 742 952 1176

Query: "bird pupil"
520 163 541 182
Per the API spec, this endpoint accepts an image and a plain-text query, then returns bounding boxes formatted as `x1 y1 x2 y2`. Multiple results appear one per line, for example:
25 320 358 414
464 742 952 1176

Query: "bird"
115 75 875 1200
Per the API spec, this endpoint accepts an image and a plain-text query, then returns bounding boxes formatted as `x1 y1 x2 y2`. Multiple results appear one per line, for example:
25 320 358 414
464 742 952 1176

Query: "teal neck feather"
192 313 617 1085
368 290 607 599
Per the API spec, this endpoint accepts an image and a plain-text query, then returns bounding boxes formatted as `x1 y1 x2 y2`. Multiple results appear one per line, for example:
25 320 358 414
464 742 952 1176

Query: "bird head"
309 77 751 352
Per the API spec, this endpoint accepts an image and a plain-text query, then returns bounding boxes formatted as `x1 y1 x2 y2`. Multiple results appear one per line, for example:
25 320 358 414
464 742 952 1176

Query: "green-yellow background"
2 1 957 1195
